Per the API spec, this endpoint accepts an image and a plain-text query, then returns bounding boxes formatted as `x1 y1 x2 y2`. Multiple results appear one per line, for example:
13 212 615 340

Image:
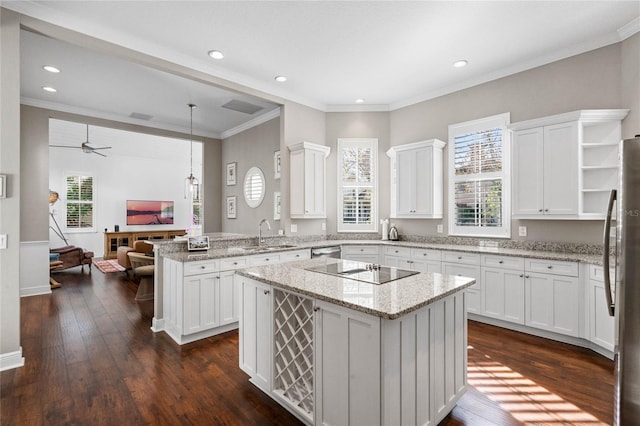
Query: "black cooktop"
305 260 418 285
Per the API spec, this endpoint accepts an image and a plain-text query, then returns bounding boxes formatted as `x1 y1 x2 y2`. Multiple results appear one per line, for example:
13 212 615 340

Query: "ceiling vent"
129 112 154 121
222 99 264 115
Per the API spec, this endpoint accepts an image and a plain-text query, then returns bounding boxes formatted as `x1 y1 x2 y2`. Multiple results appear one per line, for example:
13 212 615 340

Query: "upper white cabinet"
288 141 331 219
387 139 446 218
510 109 629 219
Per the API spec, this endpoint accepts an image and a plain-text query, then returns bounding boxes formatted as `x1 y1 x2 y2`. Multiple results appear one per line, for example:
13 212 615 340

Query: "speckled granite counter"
161 238 606 265
235 257 476 319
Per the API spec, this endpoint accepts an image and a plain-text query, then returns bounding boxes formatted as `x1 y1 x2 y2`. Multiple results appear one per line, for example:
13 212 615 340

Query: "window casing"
337 138 378 233
448 113 511 238
65 174 95 233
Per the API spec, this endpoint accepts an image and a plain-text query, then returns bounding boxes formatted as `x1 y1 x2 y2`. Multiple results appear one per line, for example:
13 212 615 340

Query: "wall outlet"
436 224 443 233
290 224 298 233
278 229 284 236
321 222 326 231
0 234 7 249
519 226 527 237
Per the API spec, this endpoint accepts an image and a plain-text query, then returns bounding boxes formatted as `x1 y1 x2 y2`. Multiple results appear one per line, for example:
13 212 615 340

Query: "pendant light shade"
185 104 199 199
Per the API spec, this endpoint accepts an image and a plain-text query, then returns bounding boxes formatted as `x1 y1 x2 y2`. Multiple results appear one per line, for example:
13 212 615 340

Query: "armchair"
116 241 153 274
49 246 94 271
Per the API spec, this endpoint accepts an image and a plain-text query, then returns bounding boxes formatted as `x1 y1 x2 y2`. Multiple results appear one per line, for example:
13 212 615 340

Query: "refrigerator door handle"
603 188 616 317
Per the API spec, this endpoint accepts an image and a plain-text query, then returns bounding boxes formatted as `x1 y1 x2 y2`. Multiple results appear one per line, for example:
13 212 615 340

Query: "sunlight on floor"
467 346 608 425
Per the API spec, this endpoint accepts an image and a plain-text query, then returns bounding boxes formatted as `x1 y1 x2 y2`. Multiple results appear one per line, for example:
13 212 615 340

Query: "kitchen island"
235 257 476 426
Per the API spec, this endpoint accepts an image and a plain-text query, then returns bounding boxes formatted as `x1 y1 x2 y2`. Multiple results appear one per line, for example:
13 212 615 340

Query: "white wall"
49 119 202 256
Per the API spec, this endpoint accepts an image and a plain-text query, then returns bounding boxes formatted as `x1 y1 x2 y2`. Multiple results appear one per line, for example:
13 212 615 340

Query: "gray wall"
325 112 391 236
1 8 23 365
221 117 280 235
389 42 630 244
202 136 222 233
621 32 640 139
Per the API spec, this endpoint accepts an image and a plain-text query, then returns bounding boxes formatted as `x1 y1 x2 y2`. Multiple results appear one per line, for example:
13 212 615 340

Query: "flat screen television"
126 200 174 225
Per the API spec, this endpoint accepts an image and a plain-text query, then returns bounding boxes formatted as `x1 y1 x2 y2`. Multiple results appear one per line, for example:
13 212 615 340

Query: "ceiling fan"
50 124 112 157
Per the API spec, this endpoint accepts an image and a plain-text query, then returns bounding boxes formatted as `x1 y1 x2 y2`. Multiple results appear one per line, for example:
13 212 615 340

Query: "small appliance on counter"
380 219 389 240
388 224 398 241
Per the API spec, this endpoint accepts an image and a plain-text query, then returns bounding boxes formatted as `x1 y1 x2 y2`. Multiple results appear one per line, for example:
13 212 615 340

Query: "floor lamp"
49 190 69 246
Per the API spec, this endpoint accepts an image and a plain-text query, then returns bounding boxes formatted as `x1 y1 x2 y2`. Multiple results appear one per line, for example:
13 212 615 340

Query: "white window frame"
337 138 378 233
448 113 511 238
64 172 96 233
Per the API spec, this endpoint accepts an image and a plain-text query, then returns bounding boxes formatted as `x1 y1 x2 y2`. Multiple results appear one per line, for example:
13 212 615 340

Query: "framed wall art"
273 191 281 220
274 151 281 179
226 196 237 219
226 162 237 186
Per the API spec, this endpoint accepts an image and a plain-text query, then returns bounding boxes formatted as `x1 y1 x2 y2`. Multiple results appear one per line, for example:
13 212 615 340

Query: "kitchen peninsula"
235 257 475 426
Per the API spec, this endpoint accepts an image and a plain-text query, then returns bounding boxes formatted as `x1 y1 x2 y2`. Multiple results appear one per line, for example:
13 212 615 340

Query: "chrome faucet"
259 219 271 246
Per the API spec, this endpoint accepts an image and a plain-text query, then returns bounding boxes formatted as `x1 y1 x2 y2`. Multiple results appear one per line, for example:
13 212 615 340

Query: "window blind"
338 139 377 232
66 175 94 229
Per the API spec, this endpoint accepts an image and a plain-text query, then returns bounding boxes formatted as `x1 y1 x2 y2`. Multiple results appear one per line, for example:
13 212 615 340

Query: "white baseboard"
151 317 165 333
0 347 25 371
20 241 50 297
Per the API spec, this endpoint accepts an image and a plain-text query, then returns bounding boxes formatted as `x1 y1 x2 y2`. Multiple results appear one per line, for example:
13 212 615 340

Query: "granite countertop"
235 258 476 320
161 238 606 265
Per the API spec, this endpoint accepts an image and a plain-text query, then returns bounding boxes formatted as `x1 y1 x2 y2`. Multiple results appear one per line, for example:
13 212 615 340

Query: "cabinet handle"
233 262 238 265
395 250 399 253
360 249 364 252
539 209 543 212
519 274 524 278
544 209 549 212
313 306 320 312
264 290 270 295
200 266 206 269
457 256 462 260
547 265 553 269
265 258 270 261
525 275 530 279
295 254 300 258
423 253 427 256
499 260 504 264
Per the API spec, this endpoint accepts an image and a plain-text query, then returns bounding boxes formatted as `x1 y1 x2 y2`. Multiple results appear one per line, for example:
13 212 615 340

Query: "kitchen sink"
238 244 297 251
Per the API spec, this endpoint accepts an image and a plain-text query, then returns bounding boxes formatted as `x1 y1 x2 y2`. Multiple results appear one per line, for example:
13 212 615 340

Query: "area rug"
93 258 126 273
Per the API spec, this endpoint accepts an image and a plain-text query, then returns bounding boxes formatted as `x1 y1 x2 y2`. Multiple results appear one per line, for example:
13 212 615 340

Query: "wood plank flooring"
1 267 613 425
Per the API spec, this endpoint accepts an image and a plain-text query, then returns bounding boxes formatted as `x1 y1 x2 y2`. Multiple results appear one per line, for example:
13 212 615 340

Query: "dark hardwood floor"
1 267 614 425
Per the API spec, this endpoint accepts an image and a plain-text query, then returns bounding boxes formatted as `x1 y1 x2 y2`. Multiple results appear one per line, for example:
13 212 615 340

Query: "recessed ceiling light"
208 50 224 60
275 76 287 83
42 86 57 92
355 98 365 104
43 65 60 73
453 60 468 68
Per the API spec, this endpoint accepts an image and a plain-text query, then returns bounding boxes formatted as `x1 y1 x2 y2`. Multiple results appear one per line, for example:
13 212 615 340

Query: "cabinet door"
513 127 544 216
219 270 239 326
396 149 416 215
589 279 615 352
315 300 381 426
411 259 442 274
414 146 434 215
239 279 272 392
305 148 326 216
543 122 579 216
482 267 525 324
525 272 579 337
442 263 481 314
183 273 219 335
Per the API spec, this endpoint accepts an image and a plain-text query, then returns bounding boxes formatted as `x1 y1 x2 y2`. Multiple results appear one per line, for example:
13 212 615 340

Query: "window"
448 113 510 238
337 138 378 232
65 174 95 232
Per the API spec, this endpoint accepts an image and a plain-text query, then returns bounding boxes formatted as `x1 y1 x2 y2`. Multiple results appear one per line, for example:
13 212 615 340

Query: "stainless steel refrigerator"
603 136 640 425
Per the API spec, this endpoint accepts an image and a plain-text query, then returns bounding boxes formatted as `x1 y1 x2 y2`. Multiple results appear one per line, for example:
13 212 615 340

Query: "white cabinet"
341 244 380 264
383 246 442 273
511 109 629 219
315 299 381 426
587 265 615 353
239 277 272 392
387 139 446 219
481 255 525 325
289 141 331 219
441 251 481 314
219 269 239 326
524 259 580 337
183 273 219 334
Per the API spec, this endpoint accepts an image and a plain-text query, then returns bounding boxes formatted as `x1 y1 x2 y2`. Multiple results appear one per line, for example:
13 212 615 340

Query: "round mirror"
243 166 266 208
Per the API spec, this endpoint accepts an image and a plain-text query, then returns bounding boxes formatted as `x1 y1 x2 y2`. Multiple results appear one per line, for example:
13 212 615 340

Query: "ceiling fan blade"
91 146 112 150
92 150 107 157
49 145 80 149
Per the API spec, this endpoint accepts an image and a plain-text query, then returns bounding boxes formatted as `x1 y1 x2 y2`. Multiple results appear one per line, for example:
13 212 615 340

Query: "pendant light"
185 103 199 199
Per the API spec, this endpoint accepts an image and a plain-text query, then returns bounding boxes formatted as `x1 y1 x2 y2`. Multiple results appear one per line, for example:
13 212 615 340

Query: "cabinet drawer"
184 260 219 276
482 255 525 270
525 259 579 277
249 254 281 266
411 248 442 261
589 264 614 282
220 257 247 271
280 249 310 262
442 251 481 265
342 245 379 255
384 246 411 257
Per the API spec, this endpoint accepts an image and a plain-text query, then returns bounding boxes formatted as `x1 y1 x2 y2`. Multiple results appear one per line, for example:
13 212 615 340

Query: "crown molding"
219 107 281 139
618 16 640 40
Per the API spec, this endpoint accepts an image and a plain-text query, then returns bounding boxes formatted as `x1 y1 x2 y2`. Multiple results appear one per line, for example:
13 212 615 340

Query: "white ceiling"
7 1 640 138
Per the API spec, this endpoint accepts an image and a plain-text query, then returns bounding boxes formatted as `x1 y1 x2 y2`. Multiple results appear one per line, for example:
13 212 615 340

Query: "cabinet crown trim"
287 141 331 156
386 138 446 157
508 109 629 131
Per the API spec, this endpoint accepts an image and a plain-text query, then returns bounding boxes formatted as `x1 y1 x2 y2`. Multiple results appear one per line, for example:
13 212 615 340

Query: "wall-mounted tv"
126 200 174 225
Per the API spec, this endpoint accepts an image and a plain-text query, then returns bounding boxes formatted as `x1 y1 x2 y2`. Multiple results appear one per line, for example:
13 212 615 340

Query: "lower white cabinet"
342 245 380 264
480 255 526 325
239 277 272 392
219 269 240 326
441 252 481 315
587 265 616 352
525 271 580 337
383 247 442 273
183 273 219 334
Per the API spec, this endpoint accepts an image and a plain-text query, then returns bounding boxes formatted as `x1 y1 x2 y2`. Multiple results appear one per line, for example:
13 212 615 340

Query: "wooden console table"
103 229 185 259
